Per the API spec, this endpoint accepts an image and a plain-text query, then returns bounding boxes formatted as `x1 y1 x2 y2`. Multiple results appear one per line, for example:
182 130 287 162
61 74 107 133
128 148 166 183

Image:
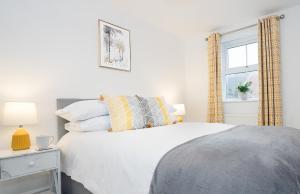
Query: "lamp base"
176 116 184 123
11 128 31 151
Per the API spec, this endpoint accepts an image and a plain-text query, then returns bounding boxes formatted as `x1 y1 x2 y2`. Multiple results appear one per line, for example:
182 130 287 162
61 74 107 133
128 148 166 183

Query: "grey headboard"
56 98 94 140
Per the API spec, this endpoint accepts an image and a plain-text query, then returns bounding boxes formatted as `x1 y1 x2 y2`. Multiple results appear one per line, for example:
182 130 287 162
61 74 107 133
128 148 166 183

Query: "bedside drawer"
0 151 57 180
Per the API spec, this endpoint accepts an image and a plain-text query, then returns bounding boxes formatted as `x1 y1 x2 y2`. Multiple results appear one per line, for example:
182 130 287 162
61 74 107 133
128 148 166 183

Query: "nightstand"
0 147 61 194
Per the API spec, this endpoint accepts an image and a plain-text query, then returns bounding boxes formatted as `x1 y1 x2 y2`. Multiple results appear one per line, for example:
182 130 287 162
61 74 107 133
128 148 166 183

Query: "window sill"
223 98 258 103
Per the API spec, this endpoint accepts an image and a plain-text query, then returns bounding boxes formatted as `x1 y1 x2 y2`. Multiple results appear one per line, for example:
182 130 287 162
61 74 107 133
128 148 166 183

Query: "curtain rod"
205 14 285 41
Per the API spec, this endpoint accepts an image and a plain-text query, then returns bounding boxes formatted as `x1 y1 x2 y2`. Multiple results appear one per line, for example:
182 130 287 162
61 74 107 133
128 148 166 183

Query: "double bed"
56 99 300 194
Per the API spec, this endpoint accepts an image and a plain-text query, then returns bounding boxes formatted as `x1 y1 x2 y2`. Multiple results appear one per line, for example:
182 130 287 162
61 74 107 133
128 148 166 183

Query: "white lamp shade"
173 104 186 116
3 102 38 126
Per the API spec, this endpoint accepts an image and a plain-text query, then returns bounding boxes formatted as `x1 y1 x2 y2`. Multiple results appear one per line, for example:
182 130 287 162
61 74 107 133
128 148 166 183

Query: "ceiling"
111 0 300 39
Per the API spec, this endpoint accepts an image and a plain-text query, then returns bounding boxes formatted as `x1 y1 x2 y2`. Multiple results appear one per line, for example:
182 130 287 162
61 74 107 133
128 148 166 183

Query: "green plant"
237 81 252 93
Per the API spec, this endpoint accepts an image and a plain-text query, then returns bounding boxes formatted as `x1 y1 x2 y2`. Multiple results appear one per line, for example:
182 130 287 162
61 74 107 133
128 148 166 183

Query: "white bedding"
57 122 235 194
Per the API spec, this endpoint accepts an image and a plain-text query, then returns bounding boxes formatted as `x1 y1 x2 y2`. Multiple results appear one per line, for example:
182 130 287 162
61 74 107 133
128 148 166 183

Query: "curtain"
258 16 282 126
207 33 224 123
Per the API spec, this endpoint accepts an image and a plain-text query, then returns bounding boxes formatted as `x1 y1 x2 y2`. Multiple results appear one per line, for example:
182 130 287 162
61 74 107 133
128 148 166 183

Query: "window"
222 37 258 101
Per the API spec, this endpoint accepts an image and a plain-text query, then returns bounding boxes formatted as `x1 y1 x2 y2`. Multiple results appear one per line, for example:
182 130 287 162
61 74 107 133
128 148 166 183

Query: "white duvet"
57 122 235 194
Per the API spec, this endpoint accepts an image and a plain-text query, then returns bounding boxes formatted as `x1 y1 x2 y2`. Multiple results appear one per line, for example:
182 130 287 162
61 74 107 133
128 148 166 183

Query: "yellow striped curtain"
258 16 283 126
207 33 224 123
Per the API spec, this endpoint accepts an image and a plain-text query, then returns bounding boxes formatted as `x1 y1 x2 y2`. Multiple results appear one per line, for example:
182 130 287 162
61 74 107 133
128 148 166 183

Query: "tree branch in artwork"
115 40 125 62
103 25 123 64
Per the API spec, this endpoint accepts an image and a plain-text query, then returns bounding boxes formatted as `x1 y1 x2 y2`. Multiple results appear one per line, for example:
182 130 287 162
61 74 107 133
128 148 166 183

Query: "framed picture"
98 20 131 71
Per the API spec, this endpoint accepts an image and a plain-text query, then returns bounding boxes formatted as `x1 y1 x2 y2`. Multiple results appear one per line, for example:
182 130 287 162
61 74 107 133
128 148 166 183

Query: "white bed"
57 122 235 194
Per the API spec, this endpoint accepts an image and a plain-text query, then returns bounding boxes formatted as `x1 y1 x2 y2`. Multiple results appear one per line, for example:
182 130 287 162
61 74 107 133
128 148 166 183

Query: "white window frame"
222 35 258 102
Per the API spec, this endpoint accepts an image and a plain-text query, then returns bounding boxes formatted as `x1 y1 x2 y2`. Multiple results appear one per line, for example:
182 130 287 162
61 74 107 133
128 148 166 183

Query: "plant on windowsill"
237 81 252 100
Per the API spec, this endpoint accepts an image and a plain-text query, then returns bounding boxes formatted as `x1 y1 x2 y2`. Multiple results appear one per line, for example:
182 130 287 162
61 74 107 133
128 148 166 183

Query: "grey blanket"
150 126 300 194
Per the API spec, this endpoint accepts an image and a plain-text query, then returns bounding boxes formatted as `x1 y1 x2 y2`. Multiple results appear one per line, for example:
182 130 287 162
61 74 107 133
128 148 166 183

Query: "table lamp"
3 102 38 151
173 104 186 123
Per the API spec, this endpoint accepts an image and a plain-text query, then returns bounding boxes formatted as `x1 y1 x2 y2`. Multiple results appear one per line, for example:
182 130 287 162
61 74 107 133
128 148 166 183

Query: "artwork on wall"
98 20 131 71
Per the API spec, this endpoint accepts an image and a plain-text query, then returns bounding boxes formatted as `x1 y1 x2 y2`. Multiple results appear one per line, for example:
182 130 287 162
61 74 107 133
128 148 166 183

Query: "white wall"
0 0 185 193
0 0 186 148
184 34 208 122
185 5 300 129
280 6 300 129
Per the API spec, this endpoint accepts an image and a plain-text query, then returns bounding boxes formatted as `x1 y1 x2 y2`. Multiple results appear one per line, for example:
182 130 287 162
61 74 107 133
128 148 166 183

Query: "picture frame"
98 20 131 72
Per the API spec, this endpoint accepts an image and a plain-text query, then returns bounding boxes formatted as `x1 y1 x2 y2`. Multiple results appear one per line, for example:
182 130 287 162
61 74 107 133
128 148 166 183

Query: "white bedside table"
0 147 61 194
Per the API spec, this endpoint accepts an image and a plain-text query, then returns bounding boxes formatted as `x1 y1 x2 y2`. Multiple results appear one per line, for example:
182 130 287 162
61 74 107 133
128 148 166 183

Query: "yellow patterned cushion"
103 95 172 132
103 96 144 132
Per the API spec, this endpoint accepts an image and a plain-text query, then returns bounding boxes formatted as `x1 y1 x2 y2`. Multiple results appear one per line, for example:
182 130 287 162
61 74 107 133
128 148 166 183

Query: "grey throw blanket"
150 126 300 194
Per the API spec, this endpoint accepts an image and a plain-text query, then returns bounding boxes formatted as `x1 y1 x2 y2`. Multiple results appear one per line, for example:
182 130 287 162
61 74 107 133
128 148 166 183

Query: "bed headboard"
56 98 94 140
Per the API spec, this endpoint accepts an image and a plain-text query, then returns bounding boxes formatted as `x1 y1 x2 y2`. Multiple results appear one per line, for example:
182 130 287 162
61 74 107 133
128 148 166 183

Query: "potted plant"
237 81 252 100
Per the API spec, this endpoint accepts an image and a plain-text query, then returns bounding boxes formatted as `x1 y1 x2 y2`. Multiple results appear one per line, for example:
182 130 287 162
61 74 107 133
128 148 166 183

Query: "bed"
56 99 300 194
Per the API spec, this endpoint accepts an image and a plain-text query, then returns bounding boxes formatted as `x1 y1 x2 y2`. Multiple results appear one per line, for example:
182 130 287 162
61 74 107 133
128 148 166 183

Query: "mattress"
57 122 234 194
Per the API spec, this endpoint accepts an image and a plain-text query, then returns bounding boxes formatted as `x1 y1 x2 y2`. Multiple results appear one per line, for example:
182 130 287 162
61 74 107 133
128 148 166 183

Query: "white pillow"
65 116 111 132
56 100 109 122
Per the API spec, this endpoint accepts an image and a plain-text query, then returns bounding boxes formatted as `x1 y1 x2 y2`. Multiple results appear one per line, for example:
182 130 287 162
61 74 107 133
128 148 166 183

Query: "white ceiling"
111 0 300 39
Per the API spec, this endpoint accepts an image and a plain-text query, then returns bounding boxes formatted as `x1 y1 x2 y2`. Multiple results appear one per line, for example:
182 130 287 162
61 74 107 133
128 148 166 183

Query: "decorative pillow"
56 100 109 122
136 95 172 128
103 96 144 132
65 116 111 132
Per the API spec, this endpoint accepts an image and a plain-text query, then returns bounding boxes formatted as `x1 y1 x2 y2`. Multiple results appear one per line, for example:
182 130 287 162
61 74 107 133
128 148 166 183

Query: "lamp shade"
3 102 38 126
173 104 186 116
